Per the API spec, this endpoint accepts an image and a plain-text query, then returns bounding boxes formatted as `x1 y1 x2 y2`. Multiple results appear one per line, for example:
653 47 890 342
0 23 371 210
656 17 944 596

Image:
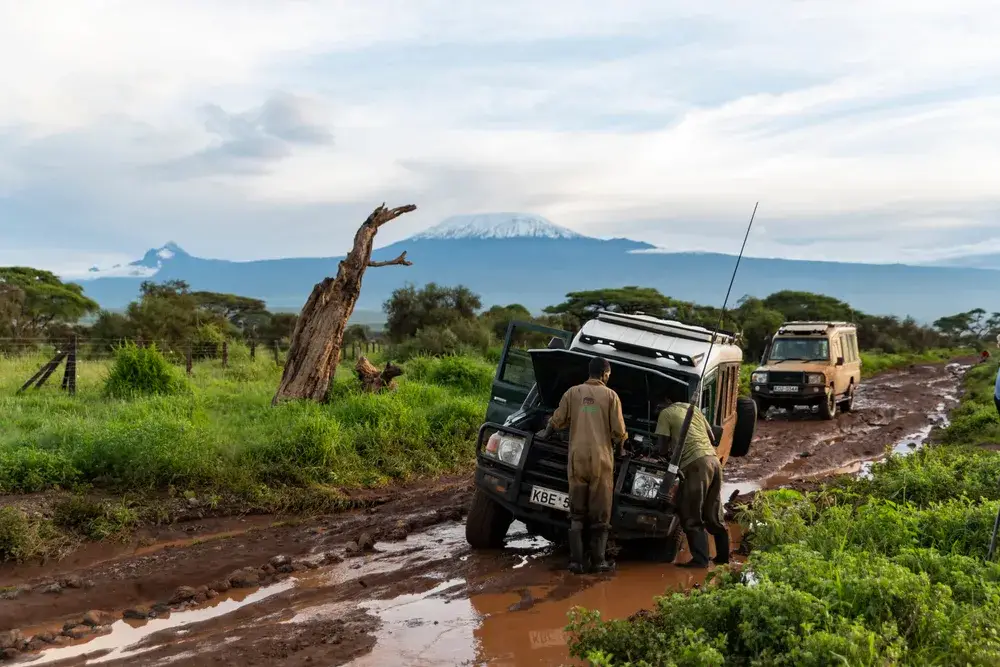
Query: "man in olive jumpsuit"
536 357 627 574
655 396 729 568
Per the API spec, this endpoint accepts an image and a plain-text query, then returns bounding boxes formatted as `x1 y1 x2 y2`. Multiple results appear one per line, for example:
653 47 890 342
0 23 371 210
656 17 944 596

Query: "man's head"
589 356 611 383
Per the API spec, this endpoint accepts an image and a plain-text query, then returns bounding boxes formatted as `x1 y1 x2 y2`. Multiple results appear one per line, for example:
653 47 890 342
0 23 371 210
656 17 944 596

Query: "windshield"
768 337 829 362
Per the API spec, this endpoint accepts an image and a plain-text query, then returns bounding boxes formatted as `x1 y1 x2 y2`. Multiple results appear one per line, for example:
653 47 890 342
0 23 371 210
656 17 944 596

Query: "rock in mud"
277 563 295 574
123 606 153 620
357 532 375 550
2 648 20 661
83 610 116 627
40 582 62 595
211 578 231 593
33 632 57 645
170 586 198 604
63 625 91 640
344 541 362 556
61 575 83 589
0 631 23 650
261 563 276 576
0 588 21 601
229 568 260 588
384 526 408 541
269 554 291 568
322 551 344 565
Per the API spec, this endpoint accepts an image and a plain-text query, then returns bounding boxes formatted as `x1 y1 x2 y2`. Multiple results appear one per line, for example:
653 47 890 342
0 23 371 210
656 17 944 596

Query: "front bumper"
751 383 827 401
474 423 680 540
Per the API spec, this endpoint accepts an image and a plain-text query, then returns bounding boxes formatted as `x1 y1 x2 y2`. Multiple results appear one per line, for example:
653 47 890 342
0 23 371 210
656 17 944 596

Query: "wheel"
819 387 838 420
465 488 513 549
629 527 684 563
839 384 855 412
753 397 770 419
731 398 757 457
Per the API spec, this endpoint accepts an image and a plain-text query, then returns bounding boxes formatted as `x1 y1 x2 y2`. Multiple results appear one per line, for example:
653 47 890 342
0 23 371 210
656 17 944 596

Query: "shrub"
104 343 187 398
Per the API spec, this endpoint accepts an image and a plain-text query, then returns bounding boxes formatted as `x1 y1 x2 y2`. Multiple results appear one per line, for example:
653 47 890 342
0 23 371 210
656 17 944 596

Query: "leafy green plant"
104 342 188 398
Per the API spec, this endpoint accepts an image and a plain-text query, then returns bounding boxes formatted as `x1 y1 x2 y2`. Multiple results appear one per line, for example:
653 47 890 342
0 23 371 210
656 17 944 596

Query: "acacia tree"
273 203 416 404
0 267 98 340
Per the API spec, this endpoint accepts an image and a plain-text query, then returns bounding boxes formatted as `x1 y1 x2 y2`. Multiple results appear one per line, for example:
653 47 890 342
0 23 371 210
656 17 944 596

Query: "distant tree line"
0 265 993 361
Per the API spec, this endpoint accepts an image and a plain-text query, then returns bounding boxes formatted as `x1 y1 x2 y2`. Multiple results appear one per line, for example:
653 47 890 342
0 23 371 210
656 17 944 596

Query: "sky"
2 0 1000 276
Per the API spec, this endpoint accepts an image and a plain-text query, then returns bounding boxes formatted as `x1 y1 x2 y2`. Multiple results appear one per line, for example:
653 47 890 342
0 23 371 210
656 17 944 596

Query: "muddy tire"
730 398 757 458
629 527 684 563
819 388 838 420
753 397 770 419
465 488 513 549
839 384 855 412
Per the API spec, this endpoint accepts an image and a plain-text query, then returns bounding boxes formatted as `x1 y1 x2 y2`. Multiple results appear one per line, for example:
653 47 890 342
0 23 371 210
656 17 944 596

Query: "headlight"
751 372 768 384
806 373 825 385
497 435 526 466
631 470 665 499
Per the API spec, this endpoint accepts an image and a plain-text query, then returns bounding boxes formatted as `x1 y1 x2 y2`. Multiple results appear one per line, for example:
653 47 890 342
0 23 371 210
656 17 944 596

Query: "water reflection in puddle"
348 562 729 667
26 580 296 665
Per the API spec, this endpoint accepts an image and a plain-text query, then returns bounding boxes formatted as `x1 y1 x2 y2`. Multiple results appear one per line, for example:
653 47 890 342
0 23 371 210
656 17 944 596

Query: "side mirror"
836 356 845 366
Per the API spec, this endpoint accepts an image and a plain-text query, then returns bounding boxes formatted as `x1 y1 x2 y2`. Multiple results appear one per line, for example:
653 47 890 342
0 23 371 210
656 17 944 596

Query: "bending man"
536 357 627 574
655 394 729 568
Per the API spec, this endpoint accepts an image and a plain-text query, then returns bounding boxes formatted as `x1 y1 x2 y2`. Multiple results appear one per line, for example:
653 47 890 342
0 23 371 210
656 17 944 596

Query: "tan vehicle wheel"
819 387 838 420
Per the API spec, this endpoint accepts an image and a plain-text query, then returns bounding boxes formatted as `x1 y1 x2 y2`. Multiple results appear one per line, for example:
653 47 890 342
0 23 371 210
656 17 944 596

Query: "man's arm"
537 389 572 439
609 391 628 455
654 407 672 458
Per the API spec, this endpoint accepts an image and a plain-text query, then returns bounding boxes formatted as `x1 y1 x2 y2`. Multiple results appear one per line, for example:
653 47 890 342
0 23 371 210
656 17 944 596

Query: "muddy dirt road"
0 361 967 666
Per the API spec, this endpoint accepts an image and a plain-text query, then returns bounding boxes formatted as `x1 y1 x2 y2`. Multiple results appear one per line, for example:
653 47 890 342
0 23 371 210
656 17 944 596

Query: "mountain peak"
410 213 586 241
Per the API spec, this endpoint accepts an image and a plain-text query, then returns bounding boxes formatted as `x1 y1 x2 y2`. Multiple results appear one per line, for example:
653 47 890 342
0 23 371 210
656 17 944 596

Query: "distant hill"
73 213 1000 322
925 253 1000 271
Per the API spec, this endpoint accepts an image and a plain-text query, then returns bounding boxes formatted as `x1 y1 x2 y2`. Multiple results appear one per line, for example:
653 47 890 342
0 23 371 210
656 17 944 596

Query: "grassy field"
0 346 493 502
569 360 1000 666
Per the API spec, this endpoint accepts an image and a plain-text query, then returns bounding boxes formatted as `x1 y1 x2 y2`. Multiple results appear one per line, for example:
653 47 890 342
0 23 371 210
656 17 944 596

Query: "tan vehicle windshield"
767 337 830 362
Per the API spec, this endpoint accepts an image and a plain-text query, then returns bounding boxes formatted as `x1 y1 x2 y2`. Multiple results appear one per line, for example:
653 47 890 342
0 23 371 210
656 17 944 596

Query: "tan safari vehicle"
750 321 862 420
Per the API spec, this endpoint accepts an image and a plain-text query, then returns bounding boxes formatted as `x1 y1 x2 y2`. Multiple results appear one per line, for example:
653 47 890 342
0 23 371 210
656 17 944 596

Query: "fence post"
250 340 256 360
272 340 280 365
186 345 193 376
222 340 229 368
66 335 77 395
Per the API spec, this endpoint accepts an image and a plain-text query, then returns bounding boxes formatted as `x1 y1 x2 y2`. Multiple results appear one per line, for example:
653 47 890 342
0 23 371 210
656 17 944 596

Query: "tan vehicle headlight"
806 373 825 385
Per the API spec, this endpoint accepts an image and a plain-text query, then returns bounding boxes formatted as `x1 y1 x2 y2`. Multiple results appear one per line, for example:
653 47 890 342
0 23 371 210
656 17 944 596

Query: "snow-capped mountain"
86 242 187 279
410 213 585 240
66 214 1000 322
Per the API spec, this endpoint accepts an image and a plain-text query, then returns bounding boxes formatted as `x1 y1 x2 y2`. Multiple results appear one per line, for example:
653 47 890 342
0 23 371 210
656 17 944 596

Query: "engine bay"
518 408 664 459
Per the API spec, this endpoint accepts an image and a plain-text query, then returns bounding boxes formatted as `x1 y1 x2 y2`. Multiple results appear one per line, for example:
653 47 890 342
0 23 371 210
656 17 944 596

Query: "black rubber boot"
589 526 614 573
568 521 586 574
677 530 711 568
711 529 731 565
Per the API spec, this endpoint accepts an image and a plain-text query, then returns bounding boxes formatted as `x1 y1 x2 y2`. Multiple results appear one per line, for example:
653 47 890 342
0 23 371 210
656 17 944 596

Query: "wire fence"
0 336 386 363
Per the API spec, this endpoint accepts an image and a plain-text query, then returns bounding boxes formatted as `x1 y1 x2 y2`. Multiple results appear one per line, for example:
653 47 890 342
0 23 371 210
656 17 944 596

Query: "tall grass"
0 347 489 498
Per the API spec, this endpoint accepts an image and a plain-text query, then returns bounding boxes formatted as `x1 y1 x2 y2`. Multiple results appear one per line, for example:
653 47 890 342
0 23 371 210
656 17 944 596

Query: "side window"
852 333 860 361
715 364 737 421
701 370 718 424
498 349 535 388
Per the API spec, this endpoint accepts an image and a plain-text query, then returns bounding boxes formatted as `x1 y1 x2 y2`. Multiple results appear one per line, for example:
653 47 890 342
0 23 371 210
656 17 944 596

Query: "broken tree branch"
368 251 411 268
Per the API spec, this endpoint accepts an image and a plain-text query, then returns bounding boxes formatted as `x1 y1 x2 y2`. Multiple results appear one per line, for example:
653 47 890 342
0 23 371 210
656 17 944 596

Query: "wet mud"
0 361 968 665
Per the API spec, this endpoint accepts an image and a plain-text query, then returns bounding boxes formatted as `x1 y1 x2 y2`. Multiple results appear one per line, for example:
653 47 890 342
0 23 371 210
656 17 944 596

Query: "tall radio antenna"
659 202 759 491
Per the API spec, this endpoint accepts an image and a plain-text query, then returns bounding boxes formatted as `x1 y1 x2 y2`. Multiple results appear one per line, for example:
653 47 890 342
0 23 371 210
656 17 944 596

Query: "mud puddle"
23 520 741 667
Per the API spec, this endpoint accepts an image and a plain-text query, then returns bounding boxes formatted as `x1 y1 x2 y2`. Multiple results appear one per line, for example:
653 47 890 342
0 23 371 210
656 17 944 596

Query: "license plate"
773 385 799 393
530 486 570 512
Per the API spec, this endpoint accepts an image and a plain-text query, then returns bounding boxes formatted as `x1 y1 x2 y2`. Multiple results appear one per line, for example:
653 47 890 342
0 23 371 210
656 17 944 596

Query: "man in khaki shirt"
655 396 729 568
536 357 627 574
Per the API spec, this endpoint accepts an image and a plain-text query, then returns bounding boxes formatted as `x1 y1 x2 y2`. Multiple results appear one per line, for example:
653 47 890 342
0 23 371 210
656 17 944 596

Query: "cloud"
156 93 333 177
2 1 1000 272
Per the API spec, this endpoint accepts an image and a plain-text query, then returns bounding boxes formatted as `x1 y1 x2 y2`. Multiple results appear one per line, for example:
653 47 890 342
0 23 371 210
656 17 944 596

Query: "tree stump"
355 356 404 393
272 203 416 404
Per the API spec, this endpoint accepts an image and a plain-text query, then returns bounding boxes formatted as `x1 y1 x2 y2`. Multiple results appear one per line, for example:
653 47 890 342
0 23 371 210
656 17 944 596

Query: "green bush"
104 343 188 398
0 507 62 563
405 355 493 395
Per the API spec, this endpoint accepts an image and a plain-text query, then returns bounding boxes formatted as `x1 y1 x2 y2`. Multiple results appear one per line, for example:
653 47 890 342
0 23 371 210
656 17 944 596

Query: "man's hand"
535 424 553 441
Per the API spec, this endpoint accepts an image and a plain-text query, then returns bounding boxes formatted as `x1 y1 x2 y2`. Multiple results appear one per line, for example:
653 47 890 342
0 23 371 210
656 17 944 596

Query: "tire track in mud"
0 361 970 666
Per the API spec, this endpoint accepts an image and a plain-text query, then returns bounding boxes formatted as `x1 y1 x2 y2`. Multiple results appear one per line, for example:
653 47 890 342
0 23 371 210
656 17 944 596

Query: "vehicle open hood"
528 349 690 416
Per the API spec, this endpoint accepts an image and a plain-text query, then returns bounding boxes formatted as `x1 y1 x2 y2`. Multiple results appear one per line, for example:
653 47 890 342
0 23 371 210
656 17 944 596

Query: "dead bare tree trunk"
272 203 416 404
